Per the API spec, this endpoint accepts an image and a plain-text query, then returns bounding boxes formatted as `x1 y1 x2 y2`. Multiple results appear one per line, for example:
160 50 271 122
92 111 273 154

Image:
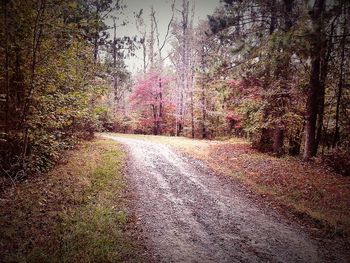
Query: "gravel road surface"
103 135 326 263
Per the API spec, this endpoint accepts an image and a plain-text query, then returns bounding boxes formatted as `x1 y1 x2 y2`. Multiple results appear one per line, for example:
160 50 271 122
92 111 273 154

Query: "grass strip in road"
0 139 146 263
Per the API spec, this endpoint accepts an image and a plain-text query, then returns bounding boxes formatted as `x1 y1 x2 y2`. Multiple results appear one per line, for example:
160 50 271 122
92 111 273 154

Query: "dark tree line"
202 0 349 169
0 0 129 179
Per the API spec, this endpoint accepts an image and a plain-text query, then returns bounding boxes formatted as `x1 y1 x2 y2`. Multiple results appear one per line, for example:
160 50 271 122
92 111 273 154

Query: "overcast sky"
107 0 221 73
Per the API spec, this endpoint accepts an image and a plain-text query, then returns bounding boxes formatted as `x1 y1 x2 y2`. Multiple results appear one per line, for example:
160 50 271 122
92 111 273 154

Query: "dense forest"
0 0 349 179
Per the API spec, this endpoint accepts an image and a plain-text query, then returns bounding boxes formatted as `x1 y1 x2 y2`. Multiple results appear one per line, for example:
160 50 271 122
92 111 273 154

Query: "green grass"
0 140 146 263
57 149 133 263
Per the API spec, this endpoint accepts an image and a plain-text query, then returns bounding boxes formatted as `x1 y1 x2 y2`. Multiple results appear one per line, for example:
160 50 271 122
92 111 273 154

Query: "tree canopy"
1 0 349 178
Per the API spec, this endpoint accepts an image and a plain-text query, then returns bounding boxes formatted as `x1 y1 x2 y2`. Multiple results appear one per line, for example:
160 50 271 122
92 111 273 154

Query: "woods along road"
103 134 330 263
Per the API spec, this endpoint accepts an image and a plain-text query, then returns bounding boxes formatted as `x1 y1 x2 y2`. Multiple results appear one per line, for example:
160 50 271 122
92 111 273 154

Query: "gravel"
103 135 326 263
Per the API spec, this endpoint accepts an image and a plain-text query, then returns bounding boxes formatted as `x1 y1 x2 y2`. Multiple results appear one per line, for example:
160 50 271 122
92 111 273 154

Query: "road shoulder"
0 138 150 263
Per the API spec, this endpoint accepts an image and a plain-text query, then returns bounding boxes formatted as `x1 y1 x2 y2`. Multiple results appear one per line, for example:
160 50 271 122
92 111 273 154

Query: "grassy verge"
106 133 350 235
0 139 147 263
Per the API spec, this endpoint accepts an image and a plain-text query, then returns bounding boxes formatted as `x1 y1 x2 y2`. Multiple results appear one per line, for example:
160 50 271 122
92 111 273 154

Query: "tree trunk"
93 32 99 62
289 135 301 156
93 7 100 62
177 0 189 137
201 82 207 139
257 1 277 151
22 0 46 167
269 0 276 34
177 92 184 136
272 0 294 156
113 18 117 68
304 59 321 160
158 77 163 135
273 128 284 157
152 105 158 135
303 0 325 161
3 0 9 134
190 91 194 138
332 9 346 147
314 19 335 155
258 128 273 152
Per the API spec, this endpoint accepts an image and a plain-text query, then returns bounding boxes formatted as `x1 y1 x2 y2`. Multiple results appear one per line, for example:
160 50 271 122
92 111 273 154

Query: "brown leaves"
163 135 350 234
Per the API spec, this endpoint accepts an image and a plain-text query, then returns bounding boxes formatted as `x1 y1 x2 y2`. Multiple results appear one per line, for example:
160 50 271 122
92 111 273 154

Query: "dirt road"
104 135 326 263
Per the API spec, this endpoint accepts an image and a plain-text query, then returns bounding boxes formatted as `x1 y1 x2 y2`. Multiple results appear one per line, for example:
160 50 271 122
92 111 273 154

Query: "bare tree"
171 0 195 137
135 2 174 135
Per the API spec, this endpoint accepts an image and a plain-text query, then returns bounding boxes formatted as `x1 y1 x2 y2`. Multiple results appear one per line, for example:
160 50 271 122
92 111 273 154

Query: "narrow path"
104 135 324 263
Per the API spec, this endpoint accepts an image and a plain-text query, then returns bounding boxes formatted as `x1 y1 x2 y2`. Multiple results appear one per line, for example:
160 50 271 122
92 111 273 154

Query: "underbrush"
323 144 350 176
0 139 146 263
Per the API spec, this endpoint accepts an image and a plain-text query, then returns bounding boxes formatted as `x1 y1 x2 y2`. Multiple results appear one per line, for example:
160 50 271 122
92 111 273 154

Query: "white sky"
107 0 221 73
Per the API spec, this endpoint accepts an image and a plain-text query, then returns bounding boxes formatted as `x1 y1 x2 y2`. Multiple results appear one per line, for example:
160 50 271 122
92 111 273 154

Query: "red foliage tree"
130 71 173 135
